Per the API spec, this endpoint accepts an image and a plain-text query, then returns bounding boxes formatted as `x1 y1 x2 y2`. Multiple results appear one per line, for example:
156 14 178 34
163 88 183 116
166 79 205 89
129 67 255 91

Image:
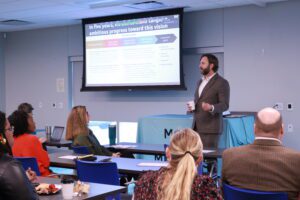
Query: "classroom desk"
44 140 72 148
108 143 224 159
49 151 167 175
37 176 126 200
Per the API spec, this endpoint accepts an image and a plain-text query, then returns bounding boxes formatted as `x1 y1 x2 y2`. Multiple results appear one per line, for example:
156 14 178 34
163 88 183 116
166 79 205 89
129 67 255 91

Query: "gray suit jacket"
222 139 300 200
192 73 230 134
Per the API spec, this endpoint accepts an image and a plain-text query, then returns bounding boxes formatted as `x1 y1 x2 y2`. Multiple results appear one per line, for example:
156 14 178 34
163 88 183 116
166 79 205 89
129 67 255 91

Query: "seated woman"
9 110 52 176
65 105 120 157
0 113 13 156
134 128 222 200
0 111 38 200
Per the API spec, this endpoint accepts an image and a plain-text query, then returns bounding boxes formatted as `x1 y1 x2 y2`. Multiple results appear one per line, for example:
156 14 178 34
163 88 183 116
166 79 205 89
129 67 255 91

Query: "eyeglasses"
5 126 14 132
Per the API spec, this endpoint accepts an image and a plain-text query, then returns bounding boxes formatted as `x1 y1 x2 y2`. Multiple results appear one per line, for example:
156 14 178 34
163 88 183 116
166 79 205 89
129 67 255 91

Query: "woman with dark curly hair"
9 110 51 176
0 111 38 200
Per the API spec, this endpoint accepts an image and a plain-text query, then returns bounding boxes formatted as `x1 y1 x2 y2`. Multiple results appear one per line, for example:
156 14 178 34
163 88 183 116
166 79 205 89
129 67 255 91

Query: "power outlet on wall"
58 102 63 109
274 102 283 111
287 124 293 133
287 103 293 111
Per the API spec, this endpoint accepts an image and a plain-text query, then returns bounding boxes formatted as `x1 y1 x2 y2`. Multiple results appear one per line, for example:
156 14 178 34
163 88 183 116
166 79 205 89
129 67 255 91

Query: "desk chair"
15 157 41 176
76 160 120 200
72 146 90 154
223 183 288 200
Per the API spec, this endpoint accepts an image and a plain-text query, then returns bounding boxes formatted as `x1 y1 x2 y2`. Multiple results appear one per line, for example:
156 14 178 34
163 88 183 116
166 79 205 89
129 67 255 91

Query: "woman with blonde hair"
66 105 119 157
134 128 222 200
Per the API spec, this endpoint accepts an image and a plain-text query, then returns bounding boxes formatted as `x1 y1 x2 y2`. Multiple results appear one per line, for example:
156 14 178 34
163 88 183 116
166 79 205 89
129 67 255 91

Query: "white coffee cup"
62 182 74 199
187 101 195 111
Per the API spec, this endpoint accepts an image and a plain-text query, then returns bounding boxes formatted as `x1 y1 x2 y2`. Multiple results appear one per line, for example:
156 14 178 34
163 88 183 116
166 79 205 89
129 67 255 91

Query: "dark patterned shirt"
134 167 223 200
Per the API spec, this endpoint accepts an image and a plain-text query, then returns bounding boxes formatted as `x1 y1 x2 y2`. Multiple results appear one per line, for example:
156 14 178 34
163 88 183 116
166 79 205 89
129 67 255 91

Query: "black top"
0 154 38 200
73 129 112 156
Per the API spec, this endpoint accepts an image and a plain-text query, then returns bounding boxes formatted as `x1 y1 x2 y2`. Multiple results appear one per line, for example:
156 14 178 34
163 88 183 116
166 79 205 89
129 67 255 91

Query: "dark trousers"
198 133 220 149
194 123 220 149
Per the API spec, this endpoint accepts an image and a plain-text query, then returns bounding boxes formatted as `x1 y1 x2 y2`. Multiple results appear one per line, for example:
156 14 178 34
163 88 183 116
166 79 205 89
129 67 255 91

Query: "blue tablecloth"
137 114 193 144
138 114 255 148
219 115 255 148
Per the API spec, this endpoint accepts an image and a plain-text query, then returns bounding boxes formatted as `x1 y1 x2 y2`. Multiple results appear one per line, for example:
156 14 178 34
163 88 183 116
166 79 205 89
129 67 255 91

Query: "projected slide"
84 14 180 87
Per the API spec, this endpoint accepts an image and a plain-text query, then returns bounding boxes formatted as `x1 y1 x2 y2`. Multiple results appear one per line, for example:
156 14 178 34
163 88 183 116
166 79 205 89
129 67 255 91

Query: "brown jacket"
222 139 300 200
192 73 230 134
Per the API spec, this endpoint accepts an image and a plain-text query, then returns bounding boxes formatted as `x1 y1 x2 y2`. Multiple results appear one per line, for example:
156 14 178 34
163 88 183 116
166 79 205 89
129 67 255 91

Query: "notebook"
50 126 64 142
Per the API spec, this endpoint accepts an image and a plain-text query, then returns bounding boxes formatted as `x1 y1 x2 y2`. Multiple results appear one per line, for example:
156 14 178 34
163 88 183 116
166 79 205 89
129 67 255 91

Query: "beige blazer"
222 139 300 200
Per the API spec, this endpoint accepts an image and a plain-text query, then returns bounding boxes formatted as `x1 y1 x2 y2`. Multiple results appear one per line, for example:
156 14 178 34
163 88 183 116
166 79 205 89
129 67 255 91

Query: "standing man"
187 54 230 149
222 107 300 200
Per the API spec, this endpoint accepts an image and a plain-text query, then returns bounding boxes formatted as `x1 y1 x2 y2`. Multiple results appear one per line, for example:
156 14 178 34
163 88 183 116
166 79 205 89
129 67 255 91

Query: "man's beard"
201 66 210 76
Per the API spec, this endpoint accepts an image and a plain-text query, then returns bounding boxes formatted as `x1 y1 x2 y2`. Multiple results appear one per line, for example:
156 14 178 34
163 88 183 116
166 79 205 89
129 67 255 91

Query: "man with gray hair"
222 107 300 200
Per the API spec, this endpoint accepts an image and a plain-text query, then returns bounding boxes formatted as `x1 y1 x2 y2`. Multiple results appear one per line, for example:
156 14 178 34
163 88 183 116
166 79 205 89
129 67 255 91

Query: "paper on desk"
59 155 77 159
203 150 216 153
111 145 137 149
137 162 168 167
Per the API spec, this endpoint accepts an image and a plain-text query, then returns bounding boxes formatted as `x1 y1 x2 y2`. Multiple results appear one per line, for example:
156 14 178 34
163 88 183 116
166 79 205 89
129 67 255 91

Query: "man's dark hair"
8 110 29 137
201 54 219 72
18 103 34 114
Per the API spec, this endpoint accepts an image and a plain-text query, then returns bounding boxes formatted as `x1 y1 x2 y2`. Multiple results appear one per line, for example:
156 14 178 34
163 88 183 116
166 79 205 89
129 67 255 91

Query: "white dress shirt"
198 73 216 112
198 73 216 97
255 136 282 144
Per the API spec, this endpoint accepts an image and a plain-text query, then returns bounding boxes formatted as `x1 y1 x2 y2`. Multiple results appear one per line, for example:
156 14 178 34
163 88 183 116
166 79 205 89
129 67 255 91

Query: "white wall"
4 27 70 127
3 0 300 150
224 1 300 150
183 9 224 48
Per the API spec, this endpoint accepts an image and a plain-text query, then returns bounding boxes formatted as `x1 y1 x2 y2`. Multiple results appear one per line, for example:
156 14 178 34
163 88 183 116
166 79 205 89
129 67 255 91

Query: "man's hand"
202 102 213 112
187 101 195 112
26 168 37 182
39 137 47 143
